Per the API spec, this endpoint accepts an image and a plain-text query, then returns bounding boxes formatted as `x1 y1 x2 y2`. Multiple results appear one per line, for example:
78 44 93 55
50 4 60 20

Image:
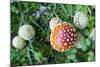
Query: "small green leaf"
81 45 87 52
86 38 91 46
87 51 95 62
72 58 78 62
79 37 88 51
65 48 77 55
11 6 16 12
11 6 19 14
84 29 90 36
34 52 43 62
65 59 70 63
67 54 76 60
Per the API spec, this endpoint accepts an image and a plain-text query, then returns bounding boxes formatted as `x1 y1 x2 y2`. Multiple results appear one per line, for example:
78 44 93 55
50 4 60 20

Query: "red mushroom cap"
50 22 77 52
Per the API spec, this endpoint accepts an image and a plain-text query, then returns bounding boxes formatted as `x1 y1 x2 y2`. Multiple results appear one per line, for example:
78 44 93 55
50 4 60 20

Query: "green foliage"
11 1 95 66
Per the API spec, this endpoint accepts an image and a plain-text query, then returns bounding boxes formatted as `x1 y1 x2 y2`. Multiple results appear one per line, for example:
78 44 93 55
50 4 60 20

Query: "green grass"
11 1 95 66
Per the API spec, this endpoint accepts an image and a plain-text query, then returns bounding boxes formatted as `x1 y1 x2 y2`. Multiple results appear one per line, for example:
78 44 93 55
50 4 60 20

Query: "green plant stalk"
27 47 33 65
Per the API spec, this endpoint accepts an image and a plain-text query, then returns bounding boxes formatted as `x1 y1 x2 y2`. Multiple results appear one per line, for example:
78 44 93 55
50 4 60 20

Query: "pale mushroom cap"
50 22 77 52
18 25 35 40
49 17 61 30
74 12 88 29
12 36 26 49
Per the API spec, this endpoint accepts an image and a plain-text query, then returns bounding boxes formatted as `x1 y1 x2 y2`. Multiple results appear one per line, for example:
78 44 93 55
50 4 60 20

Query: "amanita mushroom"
18 25 35 40
50 22 78 52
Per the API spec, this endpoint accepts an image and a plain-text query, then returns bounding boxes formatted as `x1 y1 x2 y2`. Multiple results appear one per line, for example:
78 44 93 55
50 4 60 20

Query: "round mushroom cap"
74 12 88 29
18 25 35 40
49 17 61 30
50 22 78 52
12 36 26 49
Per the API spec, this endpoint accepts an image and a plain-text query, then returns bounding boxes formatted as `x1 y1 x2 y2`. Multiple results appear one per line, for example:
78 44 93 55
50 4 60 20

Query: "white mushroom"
49 17 61 30
12 36 26 49
18 25 35 40
74 12 88 29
